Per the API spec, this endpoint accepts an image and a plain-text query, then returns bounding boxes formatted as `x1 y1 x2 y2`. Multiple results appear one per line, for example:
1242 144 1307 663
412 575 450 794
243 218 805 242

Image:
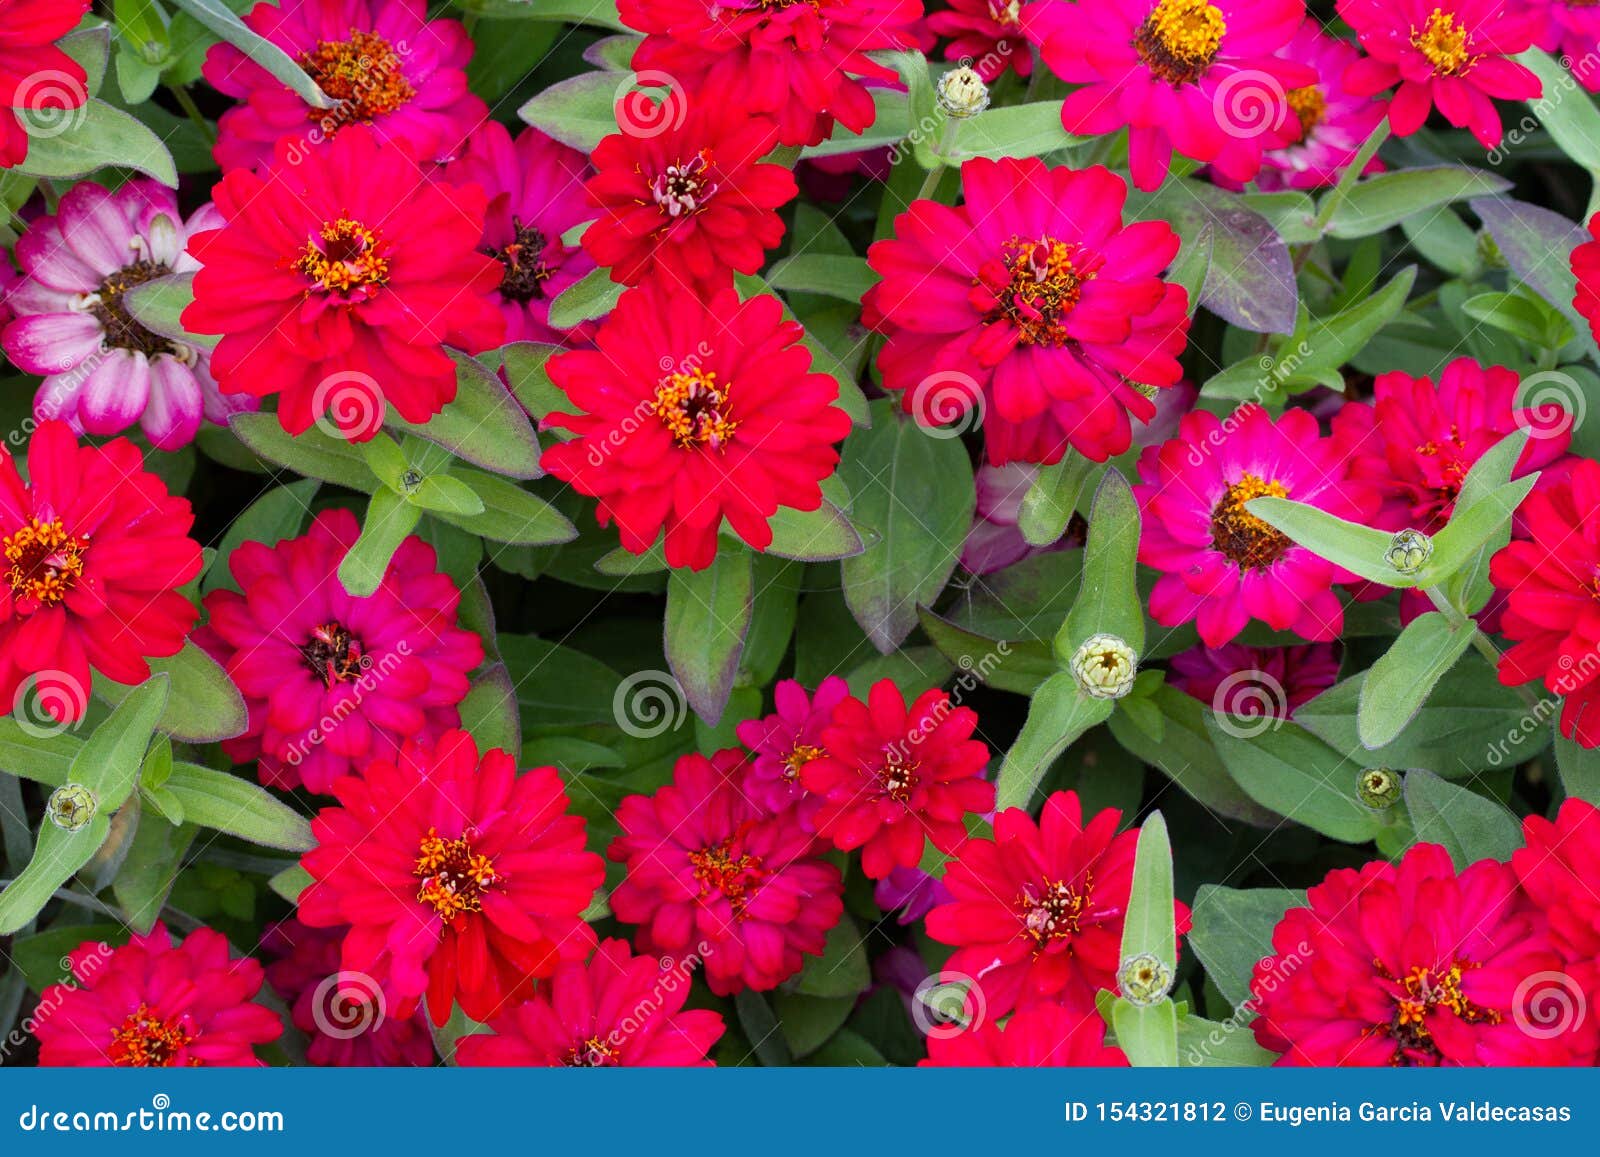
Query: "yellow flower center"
1387 961 1499 1062
1286 85 1327 140
1135 0 1227 85
110 1004 197 1068
1411 9 1477 77
1210 473 1292 570
653 366 738 451
4 518 86 608
988 236 1092 347
414 828 501 922
300 30 415 119
297 217 390 296
782 742 824 783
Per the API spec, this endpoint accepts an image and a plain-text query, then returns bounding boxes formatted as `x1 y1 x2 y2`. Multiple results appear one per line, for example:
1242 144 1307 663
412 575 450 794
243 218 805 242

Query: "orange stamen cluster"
875 751 919 803
653 366 738 450
1385 960 1499 1062
689 835 766 918
1286 86 1327 141
1018 877 1090 948
1411 8 1477 77
414 828 501 922
4 518 86 608
300 30 415 119
297 217 390 295
1135 0 1227 85
985 236 1093 347
109 1004 197 1067
782 742 824 784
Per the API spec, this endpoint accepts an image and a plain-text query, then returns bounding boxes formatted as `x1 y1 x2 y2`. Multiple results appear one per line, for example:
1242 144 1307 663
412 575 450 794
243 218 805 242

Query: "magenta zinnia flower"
926 0 1036 80
734 674 849 821
455 940 725 1067
1340 0 1542 147
444 122 596 347
1539 3 1600 92
35 925 282 1067
196 508 483 793
203 0 487 173
920 1002 1130 1066
865 157 1191 466
2 180 254 449
1037 0 1314 190
1167 641 1340 718
1135 405 1375 647
608 748 845 995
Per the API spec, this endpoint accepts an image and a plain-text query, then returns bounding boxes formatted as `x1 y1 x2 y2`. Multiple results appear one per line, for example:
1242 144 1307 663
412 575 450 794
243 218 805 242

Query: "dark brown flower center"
298 621 367 687
300 30 415 120
1135 0 1226 85
414 827 501 921
90 259 178 358
110 1004 197 1067
4 518 86 608
1210 473 1293 569
485 219 554 304
875 751 919 803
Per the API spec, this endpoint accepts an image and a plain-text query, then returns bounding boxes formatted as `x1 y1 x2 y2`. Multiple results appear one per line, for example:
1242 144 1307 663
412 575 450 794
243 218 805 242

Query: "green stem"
1310 118 1390 237
912 116 961 203
1422 584 1540 707
168 83 217 147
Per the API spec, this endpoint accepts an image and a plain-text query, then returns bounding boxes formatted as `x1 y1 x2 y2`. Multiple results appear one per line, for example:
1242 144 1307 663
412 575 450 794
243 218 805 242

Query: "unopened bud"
937 67 990 119
47 783 97 832
1384 528 1432 576
1070 633 1138 700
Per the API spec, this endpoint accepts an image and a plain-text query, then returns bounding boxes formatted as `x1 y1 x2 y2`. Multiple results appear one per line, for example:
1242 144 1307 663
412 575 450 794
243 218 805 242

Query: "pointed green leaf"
665 545 755 724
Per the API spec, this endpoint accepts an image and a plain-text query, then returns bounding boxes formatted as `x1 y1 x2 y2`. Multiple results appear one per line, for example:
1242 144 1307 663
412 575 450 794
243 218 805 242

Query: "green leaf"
500 342 566 419
1516 49 1600 174
61 25 112 94
98 642 248 744
762 498 865 562
772 992 856 1059
1120 812 1176 966
1321 166 1510 239
229 413 375 492
1205 718 1384 843
517 69 632 153
794 912 870 998
1404 768 1522 868
547 265 624 328
1445 431 1532 613
801 88 911 159
338 489 422 597
17 98 177 186
1357 612 1478 749
996 672 1114 812
1244 497 1410 586
765 254 876 303
1056 468 1145 660
1018 453 1092 547
1113 997 1178 1068
437 467 577 546
169 0 335 109
1104 689 1274 825
1555 730 1600 804
1461 289 1574 348
941 100 1079 163
665 546 755 724
162 761 314 852
122 272 208 351
113 818 198 934
387 352 542 480
269 864 314 904
735 990 794 1066
203 479 319 595
1188 886 1304 1010
409 474 485 517
1177 1014 1281 1067
839 402 974 652
459 663 521 760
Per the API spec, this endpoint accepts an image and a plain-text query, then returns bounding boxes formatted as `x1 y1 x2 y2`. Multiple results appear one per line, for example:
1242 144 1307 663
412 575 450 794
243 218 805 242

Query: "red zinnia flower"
1515 798 1600 960
196 508 483 794
203 0 487 173
584 97 796 299
799 679 995 879
919 1002 1130 1066
0 422 201 722
926 0 1036 81
608 748 845 995
864 158 1190 466
300 730 604 1026
0 0 92 169
1036 0 1314 190
1573 212 1600 341
1339 0 1541 147
734 674 849 822
540 281 852 571
183 125 505 441
926 792 1191 1018
1250 843 1594 1066
455 939 725 1067
618 0 921 147
1492 458 1600 747
261 917 434 1067
35 925 282 1067
1135 405 1375 647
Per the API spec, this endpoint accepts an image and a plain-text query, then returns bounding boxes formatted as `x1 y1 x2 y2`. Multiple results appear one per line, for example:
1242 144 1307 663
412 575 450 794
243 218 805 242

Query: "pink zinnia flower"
734 675 849 821
927 0 1036 80
927 792 1191 1018
2 180 254 449
865 158 1191 466
1247 19 1389 191
1167 641 1340 718
1135 405 1376 647
1251 843 1596 1066
1514 798 1600 960
920 1002 1130 1066
196 508 484 794
34 925 282 1067
203 0 487 173
444 122 596 347
1037 0 1314 190
608 748 845 995
1539 3 1600 92
261 918 434 1067
300 730 605 1026
800 679 995 880
455 939 725 1067
1340 0 1542 147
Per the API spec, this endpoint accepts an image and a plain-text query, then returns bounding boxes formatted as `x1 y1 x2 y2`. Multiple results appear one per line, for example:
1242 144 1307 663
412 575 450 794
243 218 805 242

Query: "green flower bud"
47 783 97 833
1070 633 1138 700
